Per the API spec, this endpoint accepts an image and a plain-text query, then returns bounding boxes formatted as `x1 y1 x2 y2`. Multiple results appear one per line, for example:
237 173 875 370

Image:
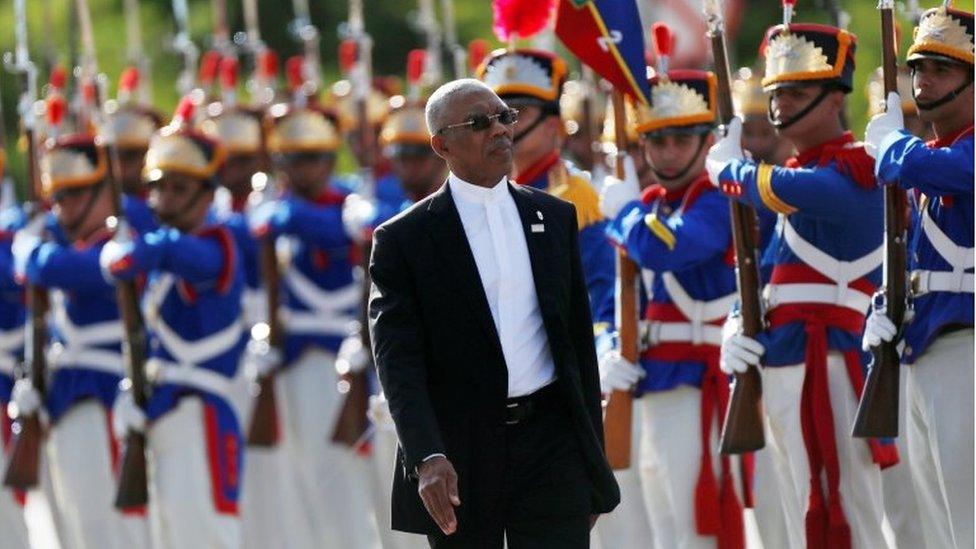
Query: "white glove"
861 308 898 351
719 315 765 374
111 387 146 440
864 92 905 159
7 378 41 420
342 193 377 243
247 199 278 235
335 334 371 375
367 393 395 432
98 220 134 282
598 350 646 393
706 116 745 187
12 215 47 275
599 155 640 220
243 338 282 383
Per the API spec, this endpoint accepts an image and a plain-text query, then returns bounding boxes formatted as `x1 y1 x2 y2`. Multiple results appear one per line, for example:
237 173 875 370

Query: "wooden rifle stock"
853 3 904 438
704 8 766 454
4 26 48 484
603 91 635 470
247 238 281 446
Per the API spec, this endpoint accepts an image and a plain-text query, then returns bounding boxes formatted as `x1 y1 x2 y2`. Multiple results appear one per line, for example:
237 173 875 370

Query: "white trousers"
638 385 744 549
905 329 974 549
149 396 241 549
593 397 654 549
761 353 887 549
752 423 790 549
46 401 149 549
277 348 381 549
0 415 30 549
369 419 428 549
880 364 924 549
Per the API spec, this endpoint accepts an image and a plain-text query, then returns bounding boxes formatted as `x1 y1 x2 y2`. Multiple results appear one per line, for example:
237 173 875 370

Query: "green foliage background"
0 0 972 187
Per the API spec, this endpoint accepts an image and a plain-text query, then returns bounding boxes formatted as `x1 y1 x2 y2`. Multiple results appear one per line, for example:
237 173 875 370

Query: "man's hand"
417 456 461 535
589 514 600 530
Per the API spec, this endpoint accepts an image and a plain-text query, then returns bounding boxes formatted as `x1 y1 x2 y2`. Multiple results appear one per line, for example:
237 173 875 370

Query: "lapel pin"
531 223 545 233
536 210 544 221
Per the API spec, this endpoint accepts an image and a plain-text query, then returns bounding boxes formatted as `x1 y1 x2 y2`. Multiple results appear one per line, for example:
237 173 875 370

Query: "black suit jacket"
368 178 620 535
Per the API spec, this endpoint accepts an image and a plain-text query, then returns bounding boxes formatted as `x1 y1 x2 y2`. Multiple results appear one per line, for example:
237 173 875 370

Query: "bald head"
425 79 497 135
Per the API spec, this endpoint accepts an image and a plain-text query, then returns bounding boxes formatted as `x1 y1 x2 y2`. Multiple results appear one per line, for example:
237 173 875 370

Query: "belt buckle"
909 271 923 296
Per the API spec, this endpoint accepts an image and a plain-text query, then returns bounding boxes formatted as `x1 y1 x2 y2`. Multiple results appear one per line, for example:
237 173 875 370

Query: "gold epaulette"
547 162 603 230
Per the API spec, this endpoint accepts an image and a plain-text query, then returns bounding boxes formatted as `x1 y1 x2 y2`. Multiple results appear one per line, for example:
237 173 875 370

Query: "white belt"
49 346 124 376
151 316 244 366
146 358 233 398
764 283 873 313
646 321 723 347
0 329 24 355
661 274 736 324
0 353 16 377
911 270 976 296
280 309 357 337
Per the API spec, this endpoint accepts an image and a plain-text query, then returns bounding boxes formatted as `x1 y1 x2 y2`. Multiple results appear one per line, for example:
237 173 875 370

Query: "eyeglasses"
437 108 519 134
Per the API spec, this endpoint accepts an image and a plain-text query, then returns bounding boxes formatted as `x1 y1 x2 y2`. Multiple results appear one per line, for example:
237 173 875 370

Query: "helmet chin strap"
914 76 973 111
513 114 551 145
651 134 708 183
767 86 832 130
62 181 105 238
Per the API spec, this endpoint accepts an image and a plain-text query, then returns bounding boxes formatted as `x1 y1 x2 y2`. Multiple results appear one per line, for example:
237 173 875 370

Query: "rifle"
124 0 153 105
416 0 443 89
172 0 200 97
73 0 152 508
852 0 905 439
2 0 48 491
239 0 277 105
439 0 466 78
602 90 638 470
247 226 283 447
330 0 373 448
289 0 321 102
703 0 766 454
577 66 597 172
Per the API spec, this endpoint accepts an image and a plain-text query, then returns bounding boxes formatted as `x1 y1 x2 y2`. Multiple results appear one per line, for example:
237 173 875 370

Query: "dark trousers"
427 383 592 548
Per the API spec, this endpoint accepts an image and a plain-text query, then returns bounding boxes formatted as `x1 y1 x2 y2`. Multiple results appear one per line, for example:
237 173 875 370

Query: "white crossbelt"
282 269 359 337
645 273 735 347
911 206 975 296
48 291 124 375
146 358 233 398
765 220 882 313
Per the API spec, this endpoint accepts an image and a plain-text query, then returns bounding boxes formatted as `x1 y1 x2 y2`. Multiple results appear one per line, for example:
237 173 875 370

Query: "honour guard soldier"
9 98 150 548
0 152 29 548
255 90 377 549
476 48 615 326
867 65 932 141
733 67 794 166
863 5 974 547
102 97 246 548
560 78 605 178
103 67 164 235
707 12 898 548
599 28 748 547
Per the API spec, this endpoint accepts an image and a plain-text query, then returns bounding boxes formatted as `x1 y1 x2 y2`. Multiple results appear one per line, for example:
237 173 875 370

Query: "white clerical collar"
448 173 510 205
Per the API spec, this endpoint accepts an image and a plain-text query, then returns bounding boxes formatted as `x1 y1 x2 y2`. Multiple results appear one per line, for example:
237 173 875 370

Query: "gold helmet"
379 95 431 157
731 67 768 118
761 23 857 92
561 79 605 138
40 134 108 199
102 67 164 151
143 97 225 183
197 58 264 155
907 6 974 67
265 102 342 154
600 96 638 153
326 80 391 134
476 48 567 114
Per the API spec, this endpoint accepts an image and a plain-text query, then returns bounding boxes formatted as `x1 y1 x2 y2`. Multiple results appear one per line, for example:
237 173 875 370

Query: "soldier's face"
508 104 560 171
642 132 714 190
115 147 148 196
912 59 974 123
392 151 445 199
218 153 265 198
276 153 336 199
53 182 112 241
149 173 213 232
742 115 789 164
769 85 844 138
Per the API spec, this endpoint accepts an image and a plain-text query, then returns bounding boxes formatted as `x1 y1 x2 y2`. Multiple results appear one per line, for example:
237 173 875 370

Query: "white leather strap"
646 321 723 347
151 317 244 367
764 283 873 313
280 310 357 337
0 354 16 376
284 270 360 314
911 270 976 295
783 220 883 285
51 291 124 347
0 328 24 354
146 358 233 398
49 347 124 376
661 273 737 324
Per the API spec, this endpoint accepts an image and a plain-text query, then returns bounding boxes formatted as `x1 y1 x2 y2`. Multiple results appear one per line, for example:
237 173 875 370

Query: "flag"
555 0 651 105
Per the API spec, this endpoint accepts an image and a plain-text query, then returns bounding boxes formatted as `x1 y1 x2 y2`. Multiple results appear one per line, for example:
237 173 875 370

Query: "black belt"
504 381 561 426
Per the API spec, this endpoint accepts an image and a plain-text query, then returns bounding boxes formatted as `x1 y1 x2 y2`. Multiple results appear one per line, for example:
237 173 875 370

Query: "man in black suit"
368 79 620 548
